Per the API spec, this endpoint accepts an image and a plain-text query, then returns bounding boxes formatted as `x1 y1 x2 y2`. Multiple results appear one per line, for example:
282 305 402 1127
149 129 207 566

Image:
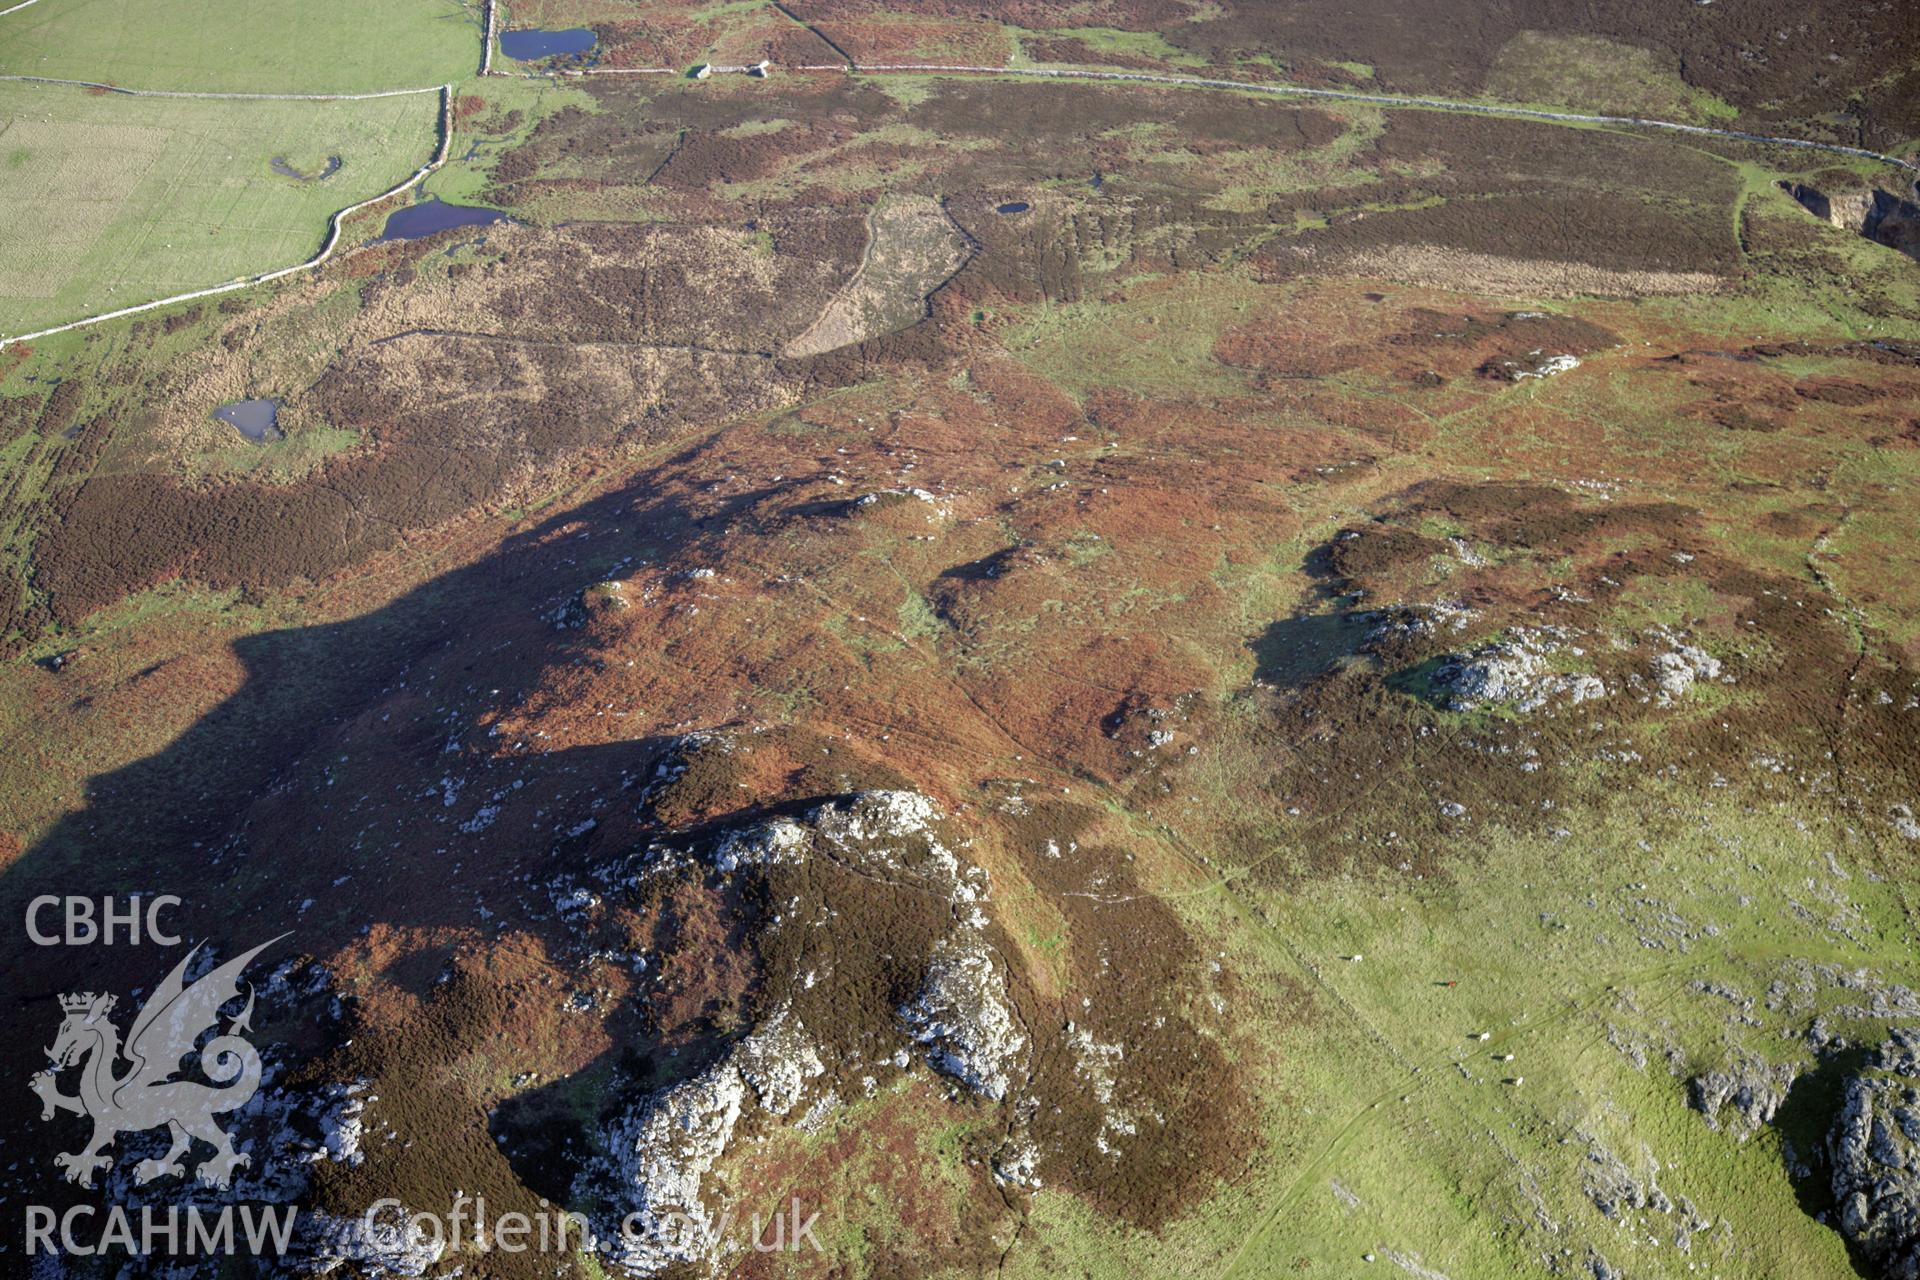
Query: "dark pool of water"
377 197 506 242
214 399 282 443
996 201 1031 214
501 27 596 59
272 155 341 182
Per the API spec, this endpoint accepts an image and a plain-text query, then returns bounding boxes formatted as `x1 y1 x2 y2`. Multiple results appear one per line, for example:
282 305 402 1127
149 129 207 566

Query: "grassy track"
0 81 439 331
0 0 476 94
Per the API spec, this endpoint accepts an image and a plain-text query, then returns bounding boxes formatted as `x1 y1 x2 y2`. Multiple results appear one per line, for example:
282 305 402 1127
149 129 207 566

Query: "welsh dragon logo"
30 937 282 1190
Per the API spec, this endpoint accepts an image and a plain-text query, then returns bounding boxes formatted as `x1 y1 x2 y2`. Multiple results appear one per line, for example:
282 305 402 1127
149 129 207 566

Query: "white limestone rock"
900 935 1027 1101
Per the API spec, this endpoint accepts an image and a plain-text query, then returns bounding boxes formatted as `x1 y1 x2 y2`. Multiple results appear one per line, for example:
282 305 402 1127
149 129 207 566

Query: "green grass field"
0 0 477 93
987 781 1908 1280
0 81 439 333
1216 792 1897 1279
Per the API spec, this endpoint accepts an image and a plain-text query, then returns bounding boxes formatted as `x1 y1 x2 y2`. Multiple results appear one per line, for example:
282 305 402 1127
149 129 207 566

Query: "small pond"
214 399 282 443
377 197 506 242
996 201 1032 215
501 27 596 59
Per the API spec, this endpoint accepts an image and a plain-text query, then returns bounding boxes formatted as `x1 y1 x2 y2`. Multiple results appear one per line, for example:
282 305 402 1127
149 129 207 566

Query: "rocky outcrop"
1431 625 1726 713
591 1049 751 1274
1687 1051 1797 1138
900 934 1027 1101
583 1004 833 1275
1432 627 1606 712
578 789 1023 1276
1481 351 1581 381
1642 630 1722 704
1579 1133 1672 1220
1829 1028 1920 1279
548 579 631 631
734 1006 827 1117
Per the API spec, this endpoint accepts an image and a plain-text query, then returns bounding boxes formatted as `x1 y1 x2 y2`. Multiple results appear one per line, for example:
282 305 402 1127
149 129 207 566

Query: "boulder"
1828 1028 1920 1279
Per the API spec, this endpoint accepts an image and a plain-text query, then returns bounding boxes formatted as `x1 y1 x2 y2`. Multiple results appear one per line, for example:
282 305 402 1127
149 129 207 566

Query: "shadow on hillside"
0 439 794 1224
1248 536 1376 689
1249 610 1375 689
1772 1045 1880 1280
